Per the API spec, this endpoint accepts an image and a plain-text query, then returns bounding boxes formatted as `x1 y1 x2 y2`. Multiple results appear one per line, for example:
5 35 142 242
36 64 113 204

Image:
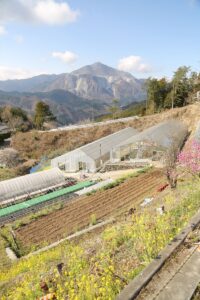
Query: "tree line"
0 101 56 132
99 66 200 121
146 66 200 114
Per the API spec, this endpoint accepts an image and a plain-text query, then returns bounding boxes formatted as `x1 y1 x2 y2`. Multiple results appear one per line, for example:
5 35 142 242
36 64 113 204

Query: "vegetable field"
16 169 165 249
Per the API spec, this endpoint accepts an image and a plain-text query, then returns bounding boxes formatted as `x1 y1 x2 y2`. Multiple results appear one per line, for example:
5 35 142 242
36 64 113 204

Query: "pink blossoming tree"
178 139 200 175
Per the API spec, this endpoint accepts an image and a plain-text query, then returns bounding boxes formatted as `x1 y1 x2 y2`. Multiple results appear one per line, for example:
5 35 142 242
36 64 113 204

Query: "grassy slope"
1 174 200 299
0 168 17 181
11 104 200 161
0 103 197 181
0 235 11 270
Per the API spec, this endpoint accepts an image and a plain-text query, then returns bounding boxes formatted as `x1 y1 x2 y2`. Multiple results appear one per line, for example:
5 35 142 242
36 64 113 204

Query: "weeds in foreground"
90 213 97 226
1 178 200 300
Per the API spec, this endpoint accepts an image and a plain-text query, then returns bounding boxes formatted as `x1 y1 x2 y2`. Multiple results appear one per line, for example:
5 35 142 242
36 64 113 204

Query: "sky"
0 0 200 80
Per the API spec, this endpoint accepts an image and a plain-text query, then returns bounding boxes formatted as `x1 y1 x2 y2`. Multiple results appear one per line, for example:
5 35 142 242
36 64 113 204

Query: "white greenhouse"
0 168 65 205
51 127 138 173
110 120 188 162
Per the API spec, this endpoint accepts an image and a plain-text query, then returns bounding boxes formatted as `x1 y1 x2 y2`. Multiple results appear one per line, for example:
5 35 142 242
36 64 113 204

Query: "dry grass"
11 104 200 160
0 168 17 181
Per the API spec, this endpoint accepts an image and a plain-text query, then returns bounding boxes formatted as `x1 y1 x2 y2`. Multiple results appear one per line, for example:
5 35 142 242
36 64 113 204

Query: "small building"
111 120 188 163
0 168 65 205
0 124 11 144
51 127 138 173
0 124 10 135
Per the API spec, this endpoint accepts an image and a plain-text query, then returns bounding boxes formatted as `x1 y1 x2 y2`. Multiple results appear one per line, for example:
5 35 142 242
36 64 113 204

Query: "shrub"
90 214 97 226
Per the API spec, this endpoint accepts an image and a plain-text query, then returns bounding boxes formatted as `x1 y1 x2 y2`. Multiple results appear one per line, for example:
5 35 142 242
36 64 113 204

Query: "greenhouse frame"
51 127 138 173
0 168 66 205
110 120 188 163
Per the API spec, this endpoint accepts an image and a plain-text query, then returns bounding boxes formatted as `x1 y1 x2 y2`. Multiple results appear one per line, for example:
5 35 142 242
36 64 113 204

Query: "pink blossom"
178 139 200 174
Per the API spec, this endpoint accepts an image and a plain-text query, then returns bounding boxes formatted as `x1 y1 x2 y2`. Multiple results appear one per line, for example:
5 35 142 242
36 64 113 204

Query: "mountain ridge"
0 89 107 124
0 62 146 104
0 62 146 123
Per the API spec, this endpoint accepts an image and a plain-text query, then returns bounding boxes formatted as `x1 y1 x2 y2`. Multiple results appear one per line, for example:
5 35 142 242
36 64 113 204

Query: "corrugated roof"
115 120 188 149
51 127 138 162
0 168 65 203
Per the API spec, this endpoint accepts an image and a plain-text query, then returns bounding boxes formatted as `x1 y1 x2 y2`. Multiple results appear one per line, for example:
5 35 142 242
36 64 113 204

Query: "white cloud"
118 55 152 73
34 0 79 25
52 51 78 64
0 66 46 80
0 0 80 26
0 25 7 36
14 35 24 44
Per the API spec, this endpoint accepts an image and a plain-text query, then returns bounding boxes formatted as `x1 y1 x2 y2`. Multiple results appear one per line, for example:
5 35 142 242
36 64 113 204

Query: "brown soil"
15 169 165 248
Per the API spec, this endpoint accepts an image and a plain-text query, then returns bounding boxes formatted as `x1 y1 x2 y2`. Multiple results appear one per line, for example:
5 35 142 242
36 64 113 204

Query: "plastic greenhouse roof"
115 120 188 149
0 168 65 203
0 181 94 218
52 127 138 162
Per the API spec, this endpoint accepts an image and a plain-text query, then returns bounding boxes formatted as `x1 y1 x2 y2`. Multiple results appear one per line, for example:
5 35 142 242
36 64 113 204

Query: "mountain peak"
0 62 145 111
93 61 104 66
71 62 124 77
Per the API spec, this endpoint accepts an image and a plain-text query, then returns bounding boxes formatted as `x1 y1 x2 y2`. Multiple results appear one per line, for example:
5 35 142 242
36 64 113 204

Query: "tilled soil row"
20 177 162 245
20 175 160 237
16 170 165 247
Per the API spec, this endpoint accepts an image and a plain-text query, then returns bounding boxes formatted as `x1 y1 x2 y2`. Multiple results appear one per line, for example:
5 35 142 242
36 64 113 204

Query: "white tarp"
75 178 114 196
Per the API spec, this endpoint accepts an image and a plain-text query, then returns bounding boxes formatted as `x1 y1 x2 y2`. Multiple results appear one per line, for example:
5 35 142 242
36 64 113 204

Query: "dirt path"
15 169 165 248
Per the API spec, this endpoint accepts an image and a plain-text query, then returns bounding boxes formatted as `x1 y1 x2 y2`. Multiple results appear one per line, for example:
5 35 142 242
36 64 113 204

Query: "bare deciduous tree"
164 128 188 188
0 148 22 168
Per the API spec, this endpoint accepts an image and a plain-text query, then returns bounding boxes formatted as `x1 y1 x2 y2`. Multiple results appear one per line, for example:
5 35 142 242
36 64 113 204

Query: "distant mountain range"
0 62 146 124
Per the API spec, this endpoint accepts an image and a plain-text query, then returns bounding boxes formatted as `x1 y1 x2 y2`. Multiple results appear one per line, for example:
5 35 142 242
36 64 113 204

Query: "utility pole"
172 81 175 110
146 96 148 113
99 143 102 166
91 102 94 122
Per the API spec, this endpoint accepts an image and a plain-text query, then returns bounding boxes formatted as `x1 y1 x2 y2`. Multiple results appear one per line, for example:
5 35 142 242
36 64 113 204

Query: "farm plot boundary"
16 169 165 249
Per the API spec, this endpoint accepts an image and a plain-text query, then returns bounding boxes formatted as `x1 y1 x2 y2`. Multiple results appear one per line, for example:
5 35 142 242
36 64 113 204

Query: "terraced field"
16 169 165 248
0 181 94 226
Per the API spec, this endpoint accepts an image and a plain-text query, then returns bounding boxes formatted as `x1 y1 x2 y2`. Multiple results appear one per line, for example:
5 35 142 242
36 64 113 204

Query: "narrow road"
155 247 200 300
137 230 200 300
44 116 139 132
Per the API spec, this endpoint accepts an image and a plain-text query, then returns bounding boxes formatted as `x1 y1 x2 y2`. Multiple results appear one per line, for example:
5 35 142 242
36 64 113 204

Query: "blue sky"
0 0 200 80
